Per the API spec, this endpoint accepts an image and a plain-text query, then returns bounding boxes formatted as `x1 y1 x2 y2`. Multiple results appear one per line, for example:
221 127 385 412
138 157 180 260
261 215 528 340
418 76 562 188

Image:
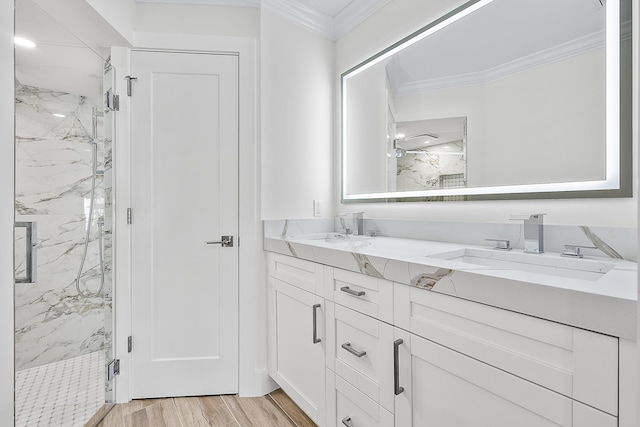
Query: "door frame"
110 33 274 402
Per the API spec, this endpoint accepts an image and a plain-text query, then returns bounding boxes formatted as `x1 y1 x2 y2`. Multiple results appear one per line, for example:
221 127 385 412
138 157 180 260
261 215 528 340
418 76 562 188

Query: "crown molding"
137 0 260 6
390 31 608 97
333 0 390 40
261 0 333 39
136 0 388 40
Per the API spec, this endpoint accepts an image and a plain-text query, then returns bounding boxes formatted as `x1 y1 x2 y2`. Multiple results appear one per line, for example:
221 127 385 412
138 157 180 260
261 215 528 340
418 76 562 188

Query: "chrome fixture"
561 244 597 258
337 212 364 236
486 238 511 251
75 106 105 298
205 236 234 247
15 221 37 283
510 214 545 254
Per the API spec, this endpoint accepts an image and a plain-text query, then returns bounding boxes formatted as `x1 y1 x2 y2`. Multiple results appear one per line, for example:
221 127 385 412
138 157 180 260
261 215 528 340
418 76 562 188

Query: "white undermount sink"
429 248 615 281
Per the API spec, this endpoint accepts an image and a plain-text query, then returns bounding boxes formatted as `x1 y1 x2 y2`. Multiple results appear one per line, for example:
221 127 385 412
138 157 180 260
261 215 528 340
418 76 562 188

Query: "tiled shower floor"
15 351 105 427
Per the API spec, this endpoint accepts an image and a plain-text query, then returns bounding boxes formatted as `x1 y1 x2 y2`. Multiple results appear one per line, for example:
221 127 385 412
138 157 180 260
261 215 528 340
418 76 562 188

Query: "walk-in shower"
14 1 115 425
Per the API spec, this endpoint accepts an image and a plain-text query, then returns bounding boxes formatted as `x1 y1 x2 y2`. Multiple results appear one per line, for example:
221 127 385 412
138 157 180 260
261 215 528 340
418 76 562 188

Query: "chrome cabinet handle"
342 416 353 426
342 342 366 358
205 236 233 247
312 304 321 344
394 338 404 395
340 286 365 297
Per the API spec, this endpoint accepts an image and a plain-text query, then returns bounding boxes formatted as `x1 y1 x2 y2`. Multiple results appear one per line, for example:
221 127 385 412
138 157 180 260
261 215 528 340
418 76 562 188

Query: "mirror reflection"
342 0 631 201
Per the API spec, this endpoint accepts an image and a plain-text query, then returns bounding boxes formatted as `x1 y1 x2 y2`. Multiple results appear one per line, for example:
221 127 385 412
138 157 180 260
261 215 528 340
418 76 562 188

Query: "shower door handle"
15 221 37 283
205 236 234 247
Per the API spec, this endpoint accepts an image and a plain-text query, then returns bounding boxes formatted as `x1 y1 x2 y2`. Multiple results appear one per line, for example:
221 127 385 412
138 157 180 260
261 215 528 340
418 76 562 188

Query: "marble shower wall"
15 83 110 370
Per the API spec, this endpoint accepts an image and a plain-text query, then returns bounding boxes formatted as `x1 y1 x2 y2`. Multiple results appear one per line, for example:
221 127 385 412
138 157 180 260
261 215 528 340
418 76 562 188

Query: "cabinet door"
394 329 576 427
268 278 325 426
394 284 618 415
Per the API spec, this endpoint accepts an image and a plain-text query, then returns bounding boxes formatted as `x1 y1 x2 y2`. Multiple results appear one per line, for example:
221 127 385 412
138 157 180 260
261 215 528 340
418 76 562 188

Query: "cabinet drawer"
326 267 393 323
326 369 394 427
268 253 324 296
394 329 617 427
326 302 394 413
395 284 619 416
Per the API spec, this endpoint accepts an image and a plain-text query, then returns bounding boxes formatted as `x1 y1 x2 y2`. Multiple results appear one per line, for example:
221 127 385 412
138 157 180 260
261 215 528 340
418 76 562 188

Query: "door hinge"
124 76 138 96
127 208 132 225
107 359 120 380
128 336 132 353
106 89 119 111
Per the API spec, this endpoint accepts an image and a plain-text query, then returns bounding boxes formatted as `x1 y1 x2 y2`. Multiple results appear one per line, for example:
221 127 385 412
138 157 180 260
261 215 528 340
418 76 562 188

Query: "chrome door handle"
342 416 353 426
15 221 37 283
205 236 233 247
342 342 366 358
312 303 321 344
394 338 404 395
340 286 365 297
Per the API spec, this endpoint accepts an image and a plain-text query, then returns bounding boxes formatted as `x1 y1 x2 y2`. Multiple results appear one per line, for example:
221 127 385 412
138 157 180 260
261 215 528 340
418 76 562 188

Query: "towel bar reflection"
15 221 37 283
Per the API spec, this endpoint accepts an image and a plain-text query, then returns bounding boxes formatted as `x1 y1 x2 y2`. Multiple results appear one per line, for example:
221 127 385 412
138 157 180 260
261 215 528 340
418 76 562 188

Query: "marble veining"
264 219 637 339
15 83 111 370
352 253 384 278
410 268 454 290
580 226 623 259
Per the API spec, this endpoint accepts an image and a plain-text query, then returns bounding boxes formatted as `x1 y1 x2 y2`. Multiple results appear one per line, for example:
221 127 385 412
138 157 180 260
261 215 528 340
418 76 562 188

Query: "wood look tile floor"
97 389 317 427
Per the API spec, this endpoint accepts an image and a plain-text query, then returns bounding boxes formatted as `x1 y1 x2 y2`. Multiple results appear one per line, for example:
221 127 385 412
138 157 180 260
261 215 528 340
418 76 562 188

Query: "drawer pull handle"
342 416 353 427
394 338 404 395
312 303 321 344
342 342 367 358
340 286 365 297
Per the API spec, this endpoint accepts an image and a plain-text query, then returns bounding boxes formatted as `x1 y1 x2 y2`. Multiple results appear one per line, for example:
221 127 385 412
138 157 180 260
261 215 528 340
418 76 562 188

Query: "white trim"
333 0 390 40
261 0 334 40
1 0 15 424
137 0 260 6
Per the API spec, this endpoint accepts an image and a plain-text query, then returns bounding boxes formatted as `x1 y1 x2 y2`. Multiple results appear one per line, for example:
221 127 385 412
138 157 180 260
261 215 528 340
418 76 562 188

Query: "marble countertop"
264 233 637 340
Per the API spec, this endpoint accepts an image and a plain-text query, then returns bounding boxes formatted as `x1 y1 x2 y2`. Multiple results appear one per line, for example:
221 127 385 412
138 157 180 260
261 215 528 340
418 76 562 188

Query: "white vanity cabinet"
267 254 326 426
267 253 624 427
393 284 619 418
393 328 616 427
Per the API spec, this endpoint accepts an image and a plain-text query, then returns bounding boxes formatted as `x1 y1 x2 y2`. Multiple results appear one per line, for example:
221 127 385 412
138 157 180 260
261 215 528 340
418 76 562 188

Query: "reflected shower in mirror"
342 0 632 201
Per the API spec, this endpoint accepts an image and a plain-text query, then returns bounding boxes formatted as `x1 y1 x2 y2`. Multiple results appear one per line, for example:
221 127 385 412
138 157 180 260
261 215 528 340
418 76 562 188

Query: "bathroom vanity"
265 229 636 427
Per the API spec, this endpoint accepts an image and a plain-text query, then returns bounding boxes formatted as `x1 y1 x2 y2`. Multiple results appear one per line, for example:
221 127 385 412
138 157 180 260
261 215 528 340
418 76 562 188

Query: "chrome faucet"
337 212 364 236
510 214 545 254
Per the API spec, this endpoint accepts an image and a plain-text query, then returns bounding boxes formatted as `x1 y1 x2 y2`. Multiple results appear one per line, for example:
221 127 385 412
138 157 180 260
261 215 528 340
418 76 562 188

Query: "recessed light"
53 113 66 118
14 37 36 48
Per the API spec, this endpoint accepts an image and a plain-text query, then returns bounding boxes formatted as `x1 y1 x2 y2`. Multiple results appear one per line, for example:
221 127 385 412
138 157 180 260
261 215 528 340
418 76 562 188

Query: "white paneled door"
130 51 239 398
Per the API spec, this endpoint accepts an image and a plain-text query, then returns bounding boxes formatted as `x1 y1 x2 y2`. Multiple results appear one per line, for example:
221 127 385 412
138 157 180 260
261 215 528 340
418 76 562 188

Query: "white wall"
86 0 136 44
135 3 259 38
261 9 335 219
336 0 637 228
1 0 15 424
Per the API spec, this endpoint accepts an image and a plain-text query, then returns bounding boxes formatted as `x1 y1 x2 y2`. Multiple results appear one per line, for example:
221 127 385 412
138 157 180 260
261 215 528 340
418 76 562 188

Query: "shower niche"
14 0 115 425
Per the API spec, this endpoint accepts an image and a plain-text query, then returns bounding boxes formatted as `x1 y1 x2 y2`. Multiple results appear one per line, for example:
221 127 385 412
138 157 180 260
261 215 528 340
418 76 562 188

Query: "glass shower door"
14 1 115 425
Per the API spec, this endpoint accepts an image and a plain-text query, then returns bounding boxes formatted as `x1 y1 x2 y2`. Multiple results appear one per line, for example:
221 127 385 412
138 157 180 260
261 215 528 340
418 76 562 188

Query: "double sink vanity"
264 219 637 427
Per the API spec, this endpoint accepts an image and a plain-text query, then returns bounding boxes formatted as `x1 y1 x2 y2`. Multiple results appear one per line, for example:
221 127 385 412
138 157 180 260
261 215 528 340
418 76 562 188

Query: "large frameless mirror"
342 0 632 202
